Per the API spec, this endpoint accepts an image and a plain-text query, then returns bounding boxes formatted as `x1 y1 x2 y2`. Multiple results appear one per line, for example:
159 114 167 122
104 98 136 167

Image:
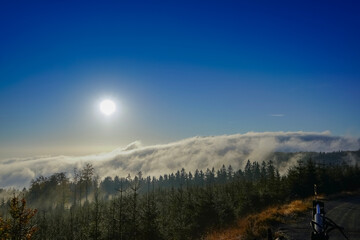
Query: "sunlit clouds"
1 131 359 188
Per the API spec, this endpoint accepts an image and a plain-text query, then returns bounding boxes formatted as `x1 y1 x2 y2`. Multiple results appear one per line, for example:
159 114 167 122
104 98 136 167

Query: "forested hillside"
269 149 360 168
0 151 359 239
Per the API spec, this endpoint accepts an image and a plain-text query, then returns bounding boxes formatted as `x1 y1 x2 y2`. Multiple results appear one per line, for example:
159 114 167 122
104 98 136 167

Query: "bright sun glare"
100 99 116 116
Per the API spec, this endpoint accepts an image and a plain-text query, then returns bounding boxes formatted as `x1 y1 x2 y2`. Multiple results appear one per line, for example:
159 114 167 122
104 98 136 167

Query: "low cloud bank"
1 131 359 188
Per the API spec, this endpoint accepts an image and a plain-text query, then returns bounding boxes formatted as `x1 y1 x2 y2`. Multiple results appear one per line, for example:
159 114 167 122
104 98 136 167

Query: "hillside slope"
205 193 360 240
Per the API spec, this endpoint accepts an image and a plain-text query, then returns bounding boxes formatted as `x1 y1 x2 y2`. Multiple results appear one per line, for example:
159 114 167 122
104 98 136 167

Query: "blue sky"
0 0 359 158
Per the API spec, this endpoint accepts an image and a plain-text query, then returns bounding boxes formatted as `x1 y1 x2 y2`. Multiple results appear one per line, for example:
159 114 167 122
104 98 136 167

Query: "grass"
204 198 312 240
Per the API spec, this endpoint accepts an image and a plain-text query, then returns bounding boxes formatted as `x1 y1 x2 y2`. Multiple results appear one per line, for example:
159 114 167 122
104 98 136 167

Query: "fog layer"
1 131 359 188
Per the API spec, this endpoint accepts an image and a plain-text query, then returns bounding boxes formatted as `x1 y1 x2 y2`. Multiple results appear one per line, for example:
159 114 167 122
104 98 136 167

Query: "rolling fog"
1 131 359 188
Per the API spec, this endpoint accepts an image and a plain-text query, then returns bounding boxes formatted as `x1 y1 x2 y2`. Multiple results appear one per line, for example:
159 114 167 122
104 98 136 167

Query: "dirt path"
325 195 360 240
276 195 360 240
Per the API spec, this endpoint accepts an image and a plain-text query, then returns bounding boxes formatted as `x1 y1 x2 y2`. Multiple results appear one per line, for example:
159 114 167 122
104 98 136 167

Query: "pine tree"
0 195 38 240
82 163 95 203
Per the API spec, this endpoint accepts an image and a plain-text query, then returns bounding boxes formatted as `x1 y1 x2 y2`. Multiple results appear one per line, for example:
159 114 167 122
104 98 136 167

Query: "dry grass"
205 199 312 240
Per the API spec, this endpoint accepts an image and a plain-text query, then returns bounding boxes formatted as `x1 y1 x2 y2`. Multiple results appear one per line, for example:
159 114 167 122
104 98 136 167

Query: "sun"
100 99 116 115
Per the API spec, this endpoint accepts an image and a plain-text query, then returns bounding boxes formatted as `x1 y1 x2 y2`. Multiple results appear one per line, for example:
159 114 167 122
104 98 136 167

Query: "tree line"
1 155 359 239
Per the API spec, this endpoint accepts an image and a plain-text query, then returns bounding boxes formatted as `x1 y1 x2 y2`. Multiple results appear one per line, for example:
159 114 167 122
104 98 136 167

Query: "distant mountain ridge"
268 150 360 174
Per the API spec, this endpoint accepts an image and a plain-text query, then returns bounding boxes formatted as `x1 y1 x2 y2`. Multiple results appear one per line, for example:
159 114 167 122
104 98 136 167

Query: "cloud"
1 131 359 189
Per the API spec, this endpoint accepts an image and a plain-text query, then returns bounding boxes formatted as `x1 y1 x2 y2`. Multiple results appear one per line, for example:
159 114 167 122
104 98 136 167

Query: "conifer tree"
0 195 37 240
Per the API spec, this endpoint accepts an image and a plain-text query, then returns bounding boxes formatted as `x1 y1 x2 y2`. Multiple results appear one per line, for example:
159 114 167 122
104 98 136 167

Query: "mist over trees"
2 132 359 189
0 150 359 239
